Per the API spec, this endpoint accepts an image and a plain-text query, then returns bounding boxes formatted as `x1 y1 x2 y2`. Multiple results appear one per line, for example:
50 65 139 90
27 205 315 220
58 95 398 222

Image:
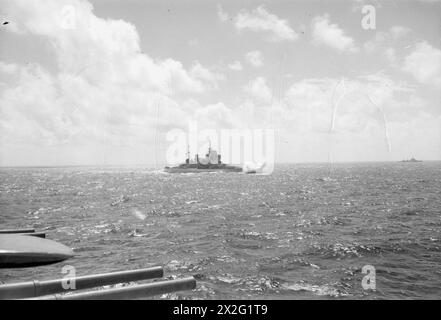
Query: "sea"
1 162 440 299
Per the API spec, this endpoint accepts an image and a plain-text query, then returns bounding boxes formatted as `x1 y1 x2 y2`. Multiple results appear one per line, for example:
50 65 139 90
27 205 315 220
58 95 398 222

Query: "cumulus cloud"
402 41 441 87
244 77 272 103
363 26 411 63
275 74 438 161
234 6 298 42
283 74 416 125
364 26 410 52
194 102 242 129
0 0 225 165
217 4 230 23
311 14 358 53
228 60 243 71
245 50 264 67
189 62 225 89
0 0 439 165
0 61 18 74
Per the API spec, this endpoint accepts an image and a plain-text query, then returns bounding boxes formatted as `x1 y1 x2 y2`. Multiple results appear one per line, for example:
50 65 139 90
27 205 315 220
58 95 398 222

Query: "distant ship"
164 145 242 173
400 158 422 163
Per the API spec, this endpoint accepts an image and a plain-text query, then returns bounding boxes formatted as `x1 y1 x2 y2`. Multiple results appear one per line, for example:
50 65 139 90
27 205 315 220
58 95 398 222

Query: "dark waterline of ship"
1 162 440 299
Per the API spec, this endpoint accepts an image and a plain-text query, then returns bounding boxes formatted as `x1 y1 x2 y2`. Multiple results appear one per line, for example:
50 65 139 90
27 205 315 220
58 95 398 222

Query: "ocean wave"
303 243 381 259
280 282 348 297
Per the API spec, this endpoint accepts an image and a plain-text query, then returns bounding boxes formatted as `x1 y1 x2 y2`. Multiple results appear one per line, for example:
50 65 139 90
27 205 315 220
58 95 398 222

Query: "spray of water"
131 208 147 221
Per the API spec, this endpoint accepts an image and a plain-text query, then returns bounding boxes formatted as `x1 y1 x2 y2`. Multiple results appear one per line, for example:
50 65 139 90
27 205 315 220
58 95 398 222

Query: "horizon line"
0 159 440 168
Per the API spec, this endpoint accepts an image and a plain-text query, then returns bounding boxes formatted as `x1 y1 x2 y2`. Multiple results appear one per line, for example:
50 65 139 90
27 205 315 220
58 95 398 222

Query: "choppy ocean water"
0 162 440 299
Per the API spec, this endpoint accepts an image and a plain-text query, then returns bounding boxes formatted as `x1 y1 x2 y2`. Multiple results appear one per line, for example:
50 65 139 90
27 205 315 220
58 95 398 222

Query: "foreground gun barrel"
30 277 196 300
0 229 35 234
15 232 46 238
0 266 164 299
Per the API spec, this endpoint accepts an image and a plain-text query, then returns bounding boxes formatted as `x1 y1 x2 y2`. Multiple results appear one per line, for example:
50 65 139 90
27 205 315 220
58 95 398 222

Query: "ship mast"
208 139 212 164
186 143 190 164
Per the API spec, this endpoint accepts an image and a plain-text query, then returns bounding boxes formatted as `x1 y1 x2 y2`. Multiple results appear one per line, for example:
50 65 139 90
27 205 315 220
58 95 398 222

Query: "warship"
400 158 422 163
164 145 242 173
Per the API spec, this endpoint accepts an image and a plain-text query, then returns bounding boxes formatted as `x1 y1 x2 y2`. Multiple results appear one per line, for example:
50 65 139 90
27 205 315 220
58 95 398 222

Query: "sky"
0 0 440 166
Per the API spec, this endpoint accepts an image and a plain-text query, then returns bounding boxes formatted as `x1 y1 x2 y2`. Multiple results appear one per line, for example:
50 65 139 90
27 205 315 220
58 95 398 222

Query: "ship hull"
164 147 242 173
164 166 242 173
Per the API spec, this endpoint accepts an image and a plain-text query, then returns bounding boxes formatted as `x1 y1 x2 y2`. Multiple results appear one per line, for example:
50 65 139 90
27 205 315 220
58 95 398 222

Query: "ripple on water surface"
1 163 440 299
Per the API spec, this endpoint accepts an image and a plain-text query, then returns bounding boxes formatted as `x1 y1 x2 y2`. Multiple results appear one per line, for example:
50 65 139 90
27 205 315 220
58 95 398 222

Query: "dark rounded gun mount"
0 229 197 300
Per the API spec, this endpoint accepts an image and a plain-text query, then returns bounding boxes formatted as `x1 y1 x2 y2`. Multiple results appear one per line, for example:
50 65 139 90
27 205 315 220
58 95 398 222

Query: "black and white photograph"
0 0 440 307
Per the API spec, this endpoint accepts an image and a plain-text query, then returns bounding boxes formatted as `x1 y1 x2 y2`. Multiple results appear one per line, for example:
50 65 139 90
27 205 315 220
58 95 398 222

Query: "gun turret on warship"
400 157 422 163
164 145 242 173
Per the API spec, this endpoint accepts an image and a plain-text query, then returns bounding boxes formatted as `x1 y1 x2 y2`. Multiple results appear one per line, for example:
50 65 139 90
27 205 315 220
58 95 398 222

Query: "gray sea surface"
1 162 440 299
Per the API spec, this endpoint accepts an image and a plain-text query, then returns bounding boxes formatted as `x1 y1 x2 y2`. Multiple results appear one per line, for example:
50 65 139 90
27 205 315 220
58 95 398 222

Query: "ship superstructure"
164 144 242 173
